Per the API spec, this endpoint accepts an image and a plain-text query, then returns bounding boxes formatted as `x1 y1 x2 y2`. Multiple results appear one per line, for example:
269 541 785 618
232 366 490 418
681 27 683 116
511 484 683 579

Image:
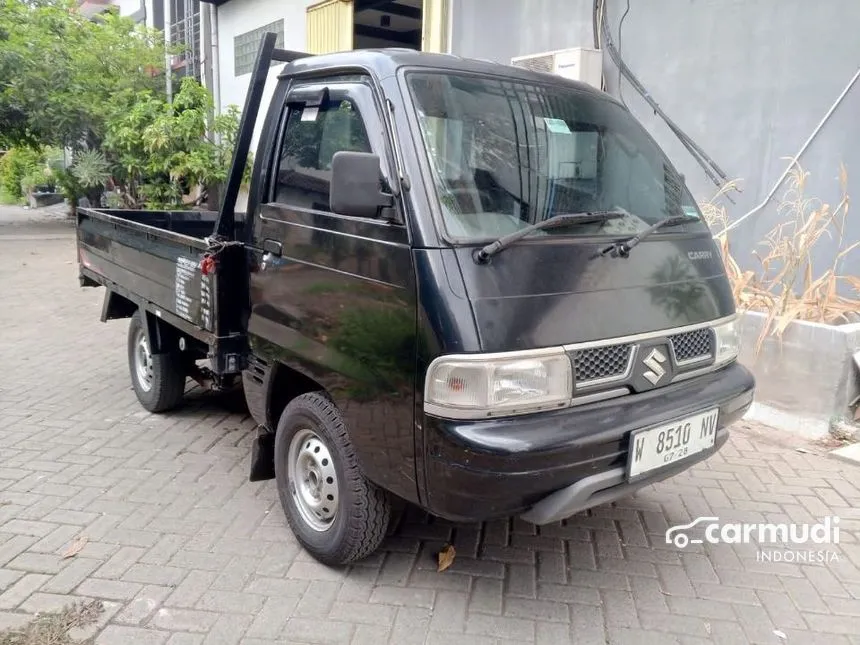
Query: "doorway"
352 0 423 50
306 0 447 54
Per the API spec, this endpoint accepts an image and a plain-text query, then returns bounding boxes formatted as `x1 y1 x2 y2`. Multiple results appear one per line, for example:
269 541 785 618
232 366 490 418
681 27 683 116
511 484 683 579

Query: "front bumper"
519 428 728 524
421 361 754 523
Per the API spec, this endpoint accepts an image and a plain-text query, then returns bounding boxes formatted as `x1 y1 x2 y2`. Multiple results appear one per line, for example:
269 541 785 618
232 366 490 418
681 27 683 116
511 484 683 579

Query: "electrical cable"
616 0 631 106
593 0 608 90
592 1 857 235
716 65 860 236
604 18 728 184
594 0 731 191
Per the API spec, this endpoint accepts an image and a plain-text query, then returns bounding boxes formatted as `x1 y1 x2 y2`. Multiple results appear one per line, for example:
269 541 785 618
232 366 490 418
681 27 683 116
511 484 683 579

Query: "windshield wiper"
591 215 693 260
475 211 627 263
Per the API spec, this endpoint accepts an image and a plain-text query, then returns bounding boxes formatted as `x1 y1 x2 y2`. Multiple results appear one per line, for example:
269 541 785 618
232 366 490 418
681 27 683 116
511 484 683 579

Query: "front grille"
669 328 713 363
573 344 632 383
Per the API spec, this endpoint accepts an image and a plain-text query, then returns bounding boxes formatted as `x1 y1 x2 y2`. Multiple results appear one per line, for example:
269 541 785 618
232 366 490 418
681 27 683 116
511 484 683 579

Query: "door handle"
262 239 282 256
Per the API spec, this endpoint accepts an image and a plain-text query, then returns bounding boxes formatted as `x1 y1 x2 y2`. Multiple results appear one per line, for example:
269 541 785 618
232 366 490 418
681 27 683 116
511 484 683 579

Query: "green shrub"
0 147 43 200
0 186 18 205
44 147 66 174
20 167 55 194
53 167 84 205
103 78 247 209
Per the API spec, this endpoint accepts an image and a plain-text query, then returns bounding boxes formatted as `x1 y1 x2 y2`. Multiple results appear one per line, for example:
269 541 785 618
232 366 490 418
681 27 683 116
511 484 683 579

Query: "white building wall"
114 0 148 21
215 0 318 151
143 0 155 25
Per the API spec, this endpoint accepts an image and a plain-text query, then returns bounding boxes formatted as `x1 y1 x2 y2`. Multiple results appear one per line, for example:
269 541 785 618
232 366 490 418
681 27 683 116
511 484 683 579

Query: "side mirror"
330 151 394 218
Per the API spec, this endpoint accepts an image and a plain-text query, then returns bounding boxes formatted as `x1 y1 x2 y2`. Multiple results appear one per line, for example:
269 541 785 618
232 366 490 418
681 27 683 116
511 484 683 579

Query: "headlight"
713 318 740 366
424 348 572 419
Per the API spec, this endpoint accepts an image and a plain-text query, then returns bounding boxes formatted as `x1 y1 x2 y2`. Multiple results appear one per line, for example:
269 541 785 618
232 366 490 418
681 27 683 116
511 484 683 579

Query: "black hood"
455 234 734 352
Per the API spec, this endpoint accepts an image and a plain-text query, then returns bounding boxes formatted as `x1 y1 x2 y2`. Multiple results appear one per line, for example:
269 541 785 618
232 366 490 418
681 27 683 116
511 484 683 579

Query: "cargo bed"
76 207 248 375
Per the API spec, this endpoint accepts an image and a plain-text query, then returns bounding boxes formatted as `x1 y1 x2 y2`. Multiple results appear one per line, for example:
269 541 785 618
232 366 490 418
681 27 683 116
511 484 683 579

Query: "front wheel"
127 310 186 413
274 392 390 565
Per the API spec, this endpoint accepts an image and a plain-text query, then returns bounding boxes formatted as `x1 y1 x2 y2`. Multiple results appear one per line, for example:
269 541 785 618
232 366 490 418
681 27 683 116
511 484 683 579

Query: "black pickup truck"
76 33 755 565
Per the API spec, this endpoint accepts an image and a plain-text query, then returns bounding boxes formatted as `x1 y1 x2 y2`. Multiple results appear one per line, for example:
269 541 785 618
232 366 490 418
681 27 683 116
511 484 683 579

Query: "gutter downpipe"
202 3 212 114
445 0 454 53
165 0 173 102
209 3 221 119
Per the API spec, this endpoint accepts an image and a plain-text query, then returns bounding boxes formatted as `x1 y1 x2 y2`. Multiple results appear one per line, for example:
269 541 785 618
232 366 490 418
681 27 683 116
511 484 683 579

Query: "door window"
273 96 373 212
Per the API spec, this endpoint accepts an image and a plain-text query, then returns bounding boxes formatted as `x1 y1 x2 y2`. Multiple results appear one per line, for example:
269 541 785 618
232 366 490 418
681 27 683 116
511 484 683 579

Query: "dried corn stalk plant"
700 162 859 354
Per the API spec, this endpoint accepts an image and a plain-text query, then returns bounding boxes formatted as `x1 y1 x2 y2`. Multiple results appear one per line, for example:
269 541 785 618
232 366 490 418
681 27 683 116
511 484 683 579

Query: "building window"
169 0 202 82
234 20 285 76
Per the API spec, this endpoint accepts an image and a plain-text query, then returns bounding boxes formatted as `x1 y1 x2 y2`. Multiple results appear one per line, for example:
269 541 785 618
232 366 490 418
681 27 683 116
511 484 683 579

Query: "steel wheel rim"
133 327 154 392
288 428 339 532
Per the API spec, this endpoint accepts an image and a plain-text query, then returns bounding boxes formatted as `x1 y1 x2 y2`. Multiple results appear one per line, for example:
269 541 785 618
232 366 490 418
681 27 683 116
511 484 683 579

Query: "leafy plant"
702 162 859 353
1 0 246 211
53 167 86 210
0 146 43 201
71 149 111 188
0 0 169 151
45 147 66 174
103 77 248 209
20 167 54 194
0 186 17 205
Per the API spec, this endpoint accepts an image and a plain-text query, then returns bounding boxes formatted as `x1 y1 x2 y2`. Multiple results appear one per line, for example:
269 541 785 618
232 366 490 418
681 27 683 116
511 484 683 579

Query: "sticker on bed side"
175 256 197 322
543 118 572 134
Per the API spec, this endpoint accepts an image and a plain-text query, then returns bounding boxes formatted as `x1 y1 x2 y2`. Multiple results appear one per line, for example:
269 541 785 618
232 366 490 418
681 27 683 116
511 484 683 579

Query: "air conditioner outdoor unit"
510 47 603 90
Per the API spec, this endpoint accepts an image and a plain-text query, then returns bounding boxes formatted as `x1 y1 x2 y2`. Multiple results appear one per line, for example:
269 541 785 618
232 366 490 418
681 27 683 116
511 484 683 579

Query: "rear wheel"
274 392 390 565
127 310 186 413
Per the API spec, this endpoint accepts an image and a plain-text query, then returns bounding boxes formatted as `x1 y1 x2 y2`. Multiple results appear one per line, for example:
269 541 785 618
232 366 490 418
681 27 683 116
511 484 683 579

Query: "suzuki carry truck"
75 34 755 564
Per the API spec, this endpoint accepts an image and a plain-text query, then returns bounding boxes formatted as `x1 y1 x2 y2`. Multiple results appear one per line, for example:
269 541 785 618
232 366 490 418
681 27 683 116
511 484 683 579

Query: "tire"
127 310 186 413
274 392 391 565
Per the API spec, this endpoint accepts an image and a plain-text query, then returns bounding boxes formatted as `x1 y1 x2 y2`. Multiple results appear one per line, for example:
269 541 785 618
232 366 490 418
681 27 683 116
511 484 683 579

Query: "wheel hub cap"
288 429 339 532
134 329 154 392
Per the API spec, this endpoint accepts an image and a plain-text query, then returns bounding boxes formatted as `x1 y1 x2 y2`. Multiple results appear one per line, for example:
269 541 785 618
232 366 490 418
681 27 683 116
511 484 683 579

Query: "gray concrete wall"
449 0 860 287
739 312 860 437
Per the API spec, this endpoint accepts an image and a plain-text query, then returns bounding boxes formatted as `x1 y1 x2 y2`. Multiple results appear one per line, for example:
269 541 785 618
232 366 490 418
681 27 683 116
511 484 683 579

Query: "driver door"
247 77 419 504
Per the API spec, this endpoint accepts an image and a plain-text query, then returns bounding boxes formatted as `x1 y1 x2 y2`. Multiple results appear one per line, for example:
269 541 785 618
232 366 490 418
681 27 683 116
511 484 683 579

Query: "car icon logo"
665 516 719 549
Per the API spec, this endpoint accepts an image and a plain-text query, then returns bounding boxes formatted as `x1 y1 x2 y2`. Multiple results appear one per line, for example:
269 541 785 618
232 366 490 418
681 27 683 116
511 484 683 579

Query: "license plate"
627 409 719 480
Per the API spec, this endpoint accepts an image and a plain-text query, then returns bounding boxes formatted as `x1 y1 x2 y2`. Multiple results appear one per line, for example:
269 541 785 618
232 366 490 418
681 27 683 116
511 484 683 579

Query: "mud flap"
249 427 276 481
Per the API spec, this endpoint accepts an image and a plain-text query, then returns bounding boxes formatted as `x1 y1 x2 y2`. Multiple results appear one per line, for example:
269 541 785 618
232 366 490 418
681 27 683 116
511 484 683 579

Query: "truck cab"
240 45 754 564
76 36 754 566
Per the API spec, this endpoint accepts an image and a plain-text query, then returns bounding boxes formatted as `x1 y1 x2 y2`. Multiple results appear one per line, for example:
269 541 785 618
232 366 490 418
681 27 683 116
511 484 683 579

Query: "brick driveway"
1 219 859 645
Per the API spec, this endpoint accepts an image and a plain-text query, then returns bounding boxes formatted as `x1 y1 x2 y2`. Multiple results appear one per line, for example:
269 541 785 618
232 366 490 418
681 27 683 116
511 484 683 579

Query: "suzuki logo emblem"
642 348 667 385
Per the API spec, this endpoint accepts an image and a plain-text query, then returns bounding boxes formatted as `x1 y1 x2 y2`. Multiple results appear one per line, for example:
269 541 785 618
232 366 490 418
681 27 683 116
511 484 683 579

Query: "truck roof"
278 47 608 98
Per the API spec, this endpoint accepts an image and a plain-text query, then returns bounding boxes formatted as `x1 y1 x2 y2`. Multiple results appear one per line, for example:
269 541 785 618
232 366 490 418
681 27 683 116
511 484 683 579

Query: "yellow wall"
306 0 449 55
422 0 449 53
306 0 354 54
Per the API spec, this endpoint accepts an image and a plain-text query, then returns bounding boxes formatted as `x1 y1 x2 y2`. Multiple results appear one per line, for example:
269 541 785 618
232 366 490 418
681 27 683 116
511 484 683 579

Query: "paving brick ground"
1 215 859 644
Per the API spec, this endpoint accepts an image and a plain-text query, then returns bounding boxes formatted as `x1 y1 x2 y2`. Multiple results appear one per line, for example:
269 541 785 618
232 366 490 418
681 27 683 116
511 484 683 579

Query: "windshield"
406 71 708 242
